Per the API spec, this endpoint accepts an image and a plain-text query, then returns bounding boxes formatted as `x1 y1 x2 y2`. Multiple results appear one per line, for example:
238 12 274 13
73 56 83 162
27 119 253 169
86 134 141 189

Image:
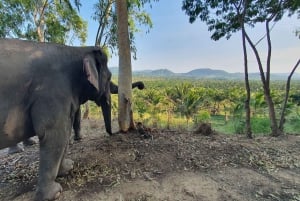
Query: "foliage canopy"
182 0 300 40
93 0 158 59
0 0 87 44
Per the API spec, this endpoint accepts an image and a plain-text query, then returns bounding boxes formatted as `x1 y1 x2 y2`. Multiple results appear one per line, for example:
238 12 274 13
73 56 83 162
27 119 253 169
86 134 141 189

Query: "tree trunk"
95 0 113 46
116 0 134 132
244 21 281 137
264 89 281 136
34 0 48 42
279 59 300 131
265 20 282 137
241 26 252 139
240 0 252 139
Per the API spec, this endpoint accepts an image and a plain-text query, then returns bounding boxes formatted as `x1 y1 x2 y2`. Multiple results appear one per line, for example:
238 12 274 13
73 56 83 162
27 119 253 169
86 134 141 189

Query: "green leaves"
0 0 87 44
182 0 300 40
93 0 156 59
0 1 24 37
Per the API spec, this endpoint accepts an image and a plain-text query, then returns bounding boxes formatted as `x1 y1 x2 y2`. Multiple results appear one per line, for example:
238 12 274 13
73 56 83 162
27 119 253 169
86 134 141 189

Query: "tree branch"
254 22 276 46
244 31 266 85
265 20 272 86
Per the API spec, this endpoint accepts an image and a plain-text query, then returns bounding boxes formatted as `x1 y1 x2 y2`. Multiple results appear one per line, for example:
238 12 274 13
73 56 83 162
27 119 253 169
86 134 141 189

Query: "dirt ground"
0 119 299 201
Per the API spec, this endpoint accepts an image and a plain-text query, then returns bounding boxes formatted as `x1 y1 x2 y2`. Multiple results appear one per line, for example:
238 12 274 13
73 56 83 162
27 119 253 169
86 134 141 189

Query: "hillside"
110 67 300 80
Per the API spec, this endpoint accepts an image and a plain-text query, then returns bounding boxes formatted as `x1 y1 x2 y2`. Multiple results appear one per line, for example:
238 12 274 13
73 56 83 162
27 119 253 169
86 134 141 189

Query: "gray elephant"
0 39 112 200
73 81 145 140
6 81 145 153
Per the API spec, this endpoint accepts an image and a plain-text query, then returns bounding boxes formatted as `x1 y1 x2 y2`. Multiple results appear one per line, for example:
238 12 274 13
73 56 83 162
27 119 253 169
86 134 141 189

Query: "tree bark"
279 59 300 131
265 20 281 137
238 0 252 138
242 26 252 139
116 0 133 132
34 0 48 42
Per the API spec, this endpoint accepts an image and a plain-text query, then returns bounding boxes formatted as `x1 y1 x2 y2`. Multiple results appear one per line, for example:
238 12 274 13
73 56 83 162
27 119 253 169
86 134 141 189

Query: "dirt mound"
0 119 299 201
194 122 215 136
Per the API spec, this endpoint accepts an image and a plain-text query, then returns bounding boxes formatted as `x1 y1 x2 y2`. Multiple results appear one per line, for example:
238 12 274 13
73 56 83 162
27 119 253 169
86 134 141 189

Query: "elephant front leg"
35 127 71 201
57 149 74 177
73 109 82 141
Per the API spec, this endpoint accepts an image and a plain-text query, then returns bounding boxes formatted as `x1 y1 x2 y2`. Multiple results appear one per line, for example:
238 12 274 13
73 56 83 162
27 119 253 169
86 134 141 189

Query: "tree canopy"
182 0 300 41
93 0 157 59
0 0 87 44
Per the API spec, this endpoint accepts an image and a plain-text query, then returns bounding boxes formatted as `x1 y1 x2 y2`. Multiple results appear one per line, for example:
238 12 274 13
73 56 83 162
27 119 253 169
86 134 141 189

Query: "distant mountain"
109 67 300 80
182 68 231 79
135 68 175 77
184 68 229 76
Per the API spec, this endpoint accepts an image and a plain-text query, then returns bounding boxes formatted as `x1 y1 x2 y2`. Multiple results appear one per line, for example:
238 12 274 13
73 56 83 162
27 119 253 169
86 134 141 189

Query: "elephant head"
83 49 112 134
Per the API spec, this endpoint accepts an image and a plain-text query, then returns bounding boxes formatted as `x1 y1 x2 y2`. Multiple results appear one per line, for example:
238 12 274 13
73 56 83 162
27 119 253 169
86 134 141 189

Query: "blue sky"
79 0 300 73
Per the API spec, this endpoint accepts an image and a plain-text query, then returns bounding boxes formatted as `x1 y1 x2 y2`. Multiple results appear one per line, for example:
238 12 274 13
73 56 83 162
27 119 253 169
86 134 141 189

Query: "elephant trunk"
99 94 112 135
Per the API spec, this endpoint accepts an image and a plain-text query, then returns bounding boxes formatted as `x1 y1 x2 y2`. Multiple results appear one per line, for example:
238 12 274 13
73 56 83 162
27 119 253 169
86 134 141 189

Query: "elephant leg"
35 128 67 201
73 109 81 141
8 144 24 154
58 158 74 177
23 138 36 146
33 110 72 201
8 138 36 155
57 144 74 177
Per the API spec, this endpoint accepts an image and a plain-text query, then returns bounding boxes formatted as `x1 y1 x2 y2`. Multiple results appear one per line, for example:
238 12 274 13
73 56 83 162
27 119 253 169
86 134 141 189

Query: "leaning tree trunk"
264 89 281 136
116 0 133 132
279 59 300 131
264 20 282 137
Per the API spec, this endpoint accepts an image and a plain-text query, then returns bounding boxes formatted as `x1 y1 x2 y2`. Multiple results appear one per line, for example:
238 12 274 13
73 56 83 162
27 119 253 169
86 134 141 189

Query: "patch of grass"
211 116 272 135
210 115 236 134
251 117 271 134
284 117 300 134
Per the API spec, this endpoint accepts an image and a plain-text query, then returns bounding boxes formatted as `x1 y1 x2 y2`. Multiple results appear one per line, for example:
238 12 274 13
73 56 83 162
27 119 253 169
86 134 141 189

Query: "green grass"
211 115 299 135
283 117 300 134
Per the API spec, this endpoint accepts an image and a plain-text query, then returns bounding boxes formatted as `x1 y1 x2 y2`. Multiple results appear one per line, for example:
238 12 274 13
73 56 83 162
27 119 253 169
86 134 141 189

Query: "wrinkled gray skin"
73 81 145 140
0 39 112 201
7 81 145 153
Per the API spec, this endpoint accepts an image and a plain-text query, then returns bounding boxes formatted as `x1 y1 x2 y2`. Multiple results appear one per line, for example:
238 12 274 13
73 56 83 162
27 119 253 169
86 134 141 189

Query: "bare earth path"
0 119 299 201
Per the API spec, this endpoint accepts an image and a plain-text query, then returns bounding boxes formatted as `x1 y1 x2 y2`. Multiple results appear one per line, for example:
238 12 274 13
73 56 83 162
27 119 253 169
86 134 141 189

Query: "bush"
193 111 211 124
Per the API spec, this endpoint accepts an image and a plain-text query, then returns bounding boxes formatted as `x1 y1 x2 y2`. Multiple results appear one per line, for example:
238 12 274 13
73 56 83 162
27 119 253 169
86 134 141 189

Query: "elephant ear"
83 55 99 91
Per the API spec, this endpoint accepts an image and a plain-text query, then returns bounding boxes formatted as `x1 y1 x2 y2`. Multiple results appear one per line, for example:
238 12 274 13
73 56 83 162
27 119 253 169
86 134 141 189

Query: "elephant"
0 38 112 200
6 80 145 153
73 80 145 141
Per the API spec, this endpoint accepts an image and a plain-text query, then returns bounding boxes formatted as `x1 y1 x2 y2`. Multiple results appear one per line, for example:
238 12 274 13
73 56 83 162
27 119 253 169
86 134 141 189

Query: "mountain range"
109 67 300 80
